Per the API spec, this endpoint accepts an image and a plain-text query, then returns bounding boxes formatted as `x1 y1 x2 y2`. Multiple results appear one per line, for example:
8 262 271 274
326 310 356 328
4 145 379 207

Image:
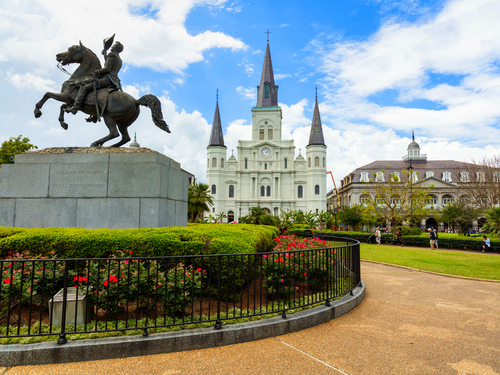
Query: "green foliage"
437 201 480 234
482 207 500 239
400 226 423 236
188 183 213 222
239 206 278 226
0 225 278 259
0 136 37 165
337 205 364 230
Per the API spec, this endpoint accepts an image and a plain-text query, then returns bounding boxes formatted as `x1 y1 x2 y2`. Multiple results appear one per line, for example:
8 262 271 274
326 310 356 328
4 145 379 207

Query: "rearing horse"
34 42 170 147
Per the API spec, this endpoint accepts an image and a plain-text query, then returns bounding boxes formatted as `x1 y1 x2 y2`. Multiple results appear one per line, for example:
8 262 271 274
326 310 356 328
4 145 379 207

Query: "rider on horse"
66 40 123 115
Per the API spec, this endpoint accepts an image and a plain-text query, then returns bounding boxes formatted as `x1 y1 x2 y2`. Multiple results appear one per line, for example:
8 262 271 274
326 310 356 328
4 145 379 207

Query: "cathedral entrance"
263 207 271 214
227 211 234 223
426 218 438 229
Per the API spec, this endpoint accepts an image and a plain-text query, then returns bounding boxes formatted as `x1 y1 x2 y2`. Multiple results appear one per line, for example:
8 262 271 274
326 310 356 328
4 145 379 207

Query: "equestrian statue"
34 35 170 147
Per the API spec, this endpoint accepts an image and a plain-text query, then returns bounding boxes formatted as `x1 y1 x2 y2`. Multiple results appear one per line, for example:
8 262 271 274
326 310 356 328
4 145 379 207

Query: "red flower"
4 278 11 284
104 280 108 287
196 268 202 272
304 272 307 277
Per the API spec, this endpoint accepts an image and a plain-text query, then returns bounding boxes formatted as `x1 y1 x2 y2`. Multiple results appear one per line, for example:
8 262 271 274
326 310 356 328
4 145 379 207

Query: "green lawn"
360 243 500 280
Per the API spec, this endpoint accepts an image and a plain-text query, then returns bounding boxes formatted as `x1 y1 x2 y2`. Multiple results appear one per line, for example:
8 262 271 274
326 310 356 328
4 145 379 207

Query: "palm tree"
482 207 500 239
188 182 213 223
215 212 227 223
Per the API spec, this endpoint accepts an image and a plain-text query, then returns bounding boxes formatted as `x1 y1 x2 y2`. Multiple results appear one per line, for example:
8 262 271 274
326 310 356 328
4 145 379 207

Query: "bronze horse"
34 42 170 147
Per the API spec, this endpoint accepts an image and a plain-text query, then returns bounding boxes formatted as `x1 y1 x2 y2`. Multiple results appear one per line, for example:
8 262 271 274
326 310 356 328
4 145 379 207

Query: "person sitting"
482 236 491 253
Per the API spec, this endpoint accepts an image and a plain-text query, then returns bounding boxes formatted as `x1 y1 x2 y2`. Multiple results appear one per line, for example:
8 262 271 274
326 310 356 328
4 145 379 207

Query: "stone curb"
361 259 500 283
0 281 365 367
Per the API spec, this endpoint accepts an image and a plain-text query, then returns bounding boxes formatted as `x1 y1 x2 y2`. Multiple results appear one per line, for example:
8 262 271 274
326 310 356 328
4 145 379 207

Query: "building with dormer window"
206 40 327 222
328 133 486 230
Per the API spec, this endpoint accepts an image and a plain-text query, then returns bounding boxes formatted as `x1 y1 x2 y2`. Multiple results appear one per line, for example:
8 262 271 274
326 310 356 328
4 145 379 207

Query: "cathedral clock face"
261 148 271 158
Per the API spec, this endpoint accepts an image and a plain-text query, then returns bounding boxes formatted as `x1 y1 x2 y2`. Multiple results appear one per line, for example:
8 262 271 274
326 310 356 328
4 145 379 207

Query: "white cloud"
274 73 292 80
312 0 500 146
236 86 256 100
7 71 58 92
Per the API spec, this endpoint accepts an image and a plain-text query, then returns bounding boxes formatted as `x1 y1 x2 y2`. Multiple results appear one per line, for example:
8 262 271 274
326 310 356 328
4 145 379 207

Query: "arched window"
298 186 303 198
261 186 265 196
360 194 369 205
244 158 248 169
227 211 234 223
264 82 270 97
266 186 271 196
211 185 216 194
323 158 325 168
212 158 217 168
229 185 234 198
308 158 311 167
221 158 224 168
268 129 273 140
315 185 320 195
265 163 267 170
442 195 453 205
259 129 264 140
315 157 319 167
284 158 287 169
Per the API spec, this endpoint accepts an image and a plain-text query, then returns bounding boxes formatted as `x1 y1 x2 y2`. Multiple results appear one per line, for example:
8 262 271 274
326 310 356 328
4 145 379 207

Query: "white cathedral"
206 40 327 222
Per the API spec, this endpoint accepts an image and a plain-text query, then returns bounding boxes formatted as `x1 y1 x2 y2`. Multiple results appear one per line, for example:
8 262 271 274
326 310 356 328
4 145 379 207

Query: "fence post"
214 256 222 329
57 261 68 345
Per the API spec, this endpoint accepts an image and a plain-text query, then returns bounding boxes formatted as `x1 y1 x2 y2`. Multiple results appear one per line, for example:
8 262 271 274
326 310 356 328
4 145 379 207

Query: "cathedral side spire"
208 91 225 147
308 94 325 146
256 39 278 107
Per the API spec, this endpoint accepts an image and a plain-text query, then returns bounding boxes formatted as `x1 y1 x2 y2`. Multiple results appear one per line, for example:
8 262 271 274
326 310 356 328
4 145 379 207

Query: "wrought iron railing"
0 236 360 344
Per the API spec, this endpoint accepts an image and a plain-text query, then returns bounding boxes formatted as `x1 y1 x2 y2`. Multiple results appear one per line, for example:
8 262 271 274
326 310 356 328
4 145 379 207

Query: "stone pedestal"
0 147 190 228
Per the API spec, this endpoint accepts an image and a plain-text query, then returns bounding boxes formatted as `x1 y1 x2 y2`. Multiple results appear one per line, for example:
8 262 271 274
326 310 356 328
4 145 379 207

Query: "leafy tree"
437 200 480 235
337 205 364 231
239 206 276 225
215 212 227 223
188 182 213 223
481 207 500 239
304 211 318 228
362 169 432 234
0 135 38 165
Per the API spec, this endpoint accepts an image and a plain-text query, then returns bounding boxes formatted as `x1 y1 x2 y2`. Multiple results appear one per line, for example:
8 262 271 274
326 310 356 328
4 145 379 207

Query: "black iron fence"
0 235 360 344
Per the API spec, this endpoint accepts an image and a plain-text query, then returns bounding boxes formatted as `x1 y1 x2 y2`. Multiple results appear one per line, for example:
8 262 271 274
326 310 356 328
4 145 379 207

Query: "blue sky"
2 0 500 190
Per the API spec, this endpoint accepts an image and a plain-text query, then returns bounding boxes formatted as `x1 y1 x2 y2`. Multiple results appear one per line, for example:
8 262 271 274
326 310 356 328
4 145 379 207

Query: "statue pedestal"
0 147 190 229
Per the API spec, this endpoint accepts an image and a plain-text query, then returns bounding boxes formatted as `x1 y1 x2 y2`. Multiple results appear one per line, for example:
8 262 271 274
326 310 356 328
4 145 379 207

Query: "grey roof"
407 140 420 149
208 101 225 147
256 41 278 107
308 99 325 146
349 159 476 183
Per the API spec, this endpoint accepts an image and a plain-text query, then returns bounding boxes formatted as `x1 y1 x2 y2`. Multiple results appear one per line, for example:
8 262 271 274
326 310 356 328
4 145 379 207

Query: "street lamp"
407 157 413 227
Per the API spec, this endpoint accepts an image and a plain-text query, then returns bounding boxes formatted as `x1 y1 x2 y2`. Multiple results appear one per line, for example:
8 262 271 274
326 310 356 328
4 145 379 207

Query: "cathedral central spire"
308 93 325 146
256 39 278 107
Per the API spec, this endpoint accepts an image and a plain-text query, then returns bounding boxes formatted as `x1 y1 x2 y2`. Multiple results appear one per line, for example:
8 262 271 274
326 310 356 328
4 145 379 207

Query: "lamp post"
407 158 413 227
239 207 242 221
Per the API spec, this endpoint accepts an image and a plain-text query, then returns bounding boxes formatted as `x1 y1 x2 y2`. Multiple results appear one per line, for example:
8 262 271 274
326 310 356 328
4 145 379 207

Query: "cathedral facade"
206 41 327 222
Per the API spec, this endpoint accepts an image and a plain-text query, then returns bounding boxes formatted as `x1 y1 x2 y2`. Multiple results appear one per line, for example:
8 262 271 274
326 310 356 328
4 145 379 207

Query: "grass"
360 243 500 280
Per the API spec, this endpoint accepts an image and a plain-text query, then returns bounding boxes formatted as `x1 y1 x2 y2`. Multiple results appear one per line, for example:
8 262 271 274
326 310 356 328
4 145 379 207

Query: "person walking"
395 228 404 247
433 228 439 250
428 228 436 250
375 227 381 245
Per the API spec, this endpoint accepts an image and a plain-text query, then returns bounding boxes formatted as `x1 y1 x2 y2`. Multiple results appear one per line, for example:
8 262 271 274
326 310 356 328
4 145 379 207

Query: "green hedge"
287 228 500 252
0 224 279 259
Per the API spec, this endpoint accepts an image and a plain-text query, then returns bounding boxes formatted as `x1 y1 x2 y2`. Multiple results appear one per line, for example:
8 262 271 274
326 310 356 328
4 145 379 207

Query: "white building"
206 40 327 222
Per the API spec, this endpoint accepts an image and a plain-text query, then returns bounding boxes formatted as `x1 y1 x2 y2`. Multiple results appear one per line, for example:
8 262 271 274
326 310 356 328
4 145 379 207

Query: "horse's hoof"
90 142 99 147
34 108 42 118
60 122 68 130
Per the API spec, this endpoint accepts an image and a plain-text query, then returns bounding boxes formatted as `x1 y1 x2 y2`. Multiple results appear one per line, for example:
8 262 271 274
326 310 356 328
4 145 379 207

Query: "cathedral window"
298 186 303 198
265 163 267 170
229 185 234 198
267 186 271 196
315 185 320 195
284 158 287 169
315 157 319 167
323 158 325 168
221 158 224 168
259 129 264 140
268 129 273 140
308 158 311 167
212 158 217 168
211 185 216 194
245 158 248 169
264 82 270 98
442 195 453 205
261 186 265 196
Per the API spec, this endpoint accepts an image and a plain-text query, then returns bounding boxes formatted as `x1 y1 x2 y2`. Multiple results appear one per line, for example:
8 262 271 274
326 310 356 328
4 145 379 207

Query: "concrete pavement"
2 261 500 375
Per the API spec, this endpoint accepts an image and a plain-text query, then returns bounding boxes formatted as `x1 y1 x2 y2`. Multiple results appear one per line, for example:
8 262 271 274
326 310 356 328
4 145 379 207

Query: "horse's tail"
136 94 171 133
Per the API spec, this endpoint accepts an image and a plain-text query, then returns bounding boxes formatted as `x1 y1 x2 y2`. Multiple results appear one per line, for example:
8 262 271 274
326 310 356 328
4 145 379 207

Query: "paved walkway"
2 262 500 375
